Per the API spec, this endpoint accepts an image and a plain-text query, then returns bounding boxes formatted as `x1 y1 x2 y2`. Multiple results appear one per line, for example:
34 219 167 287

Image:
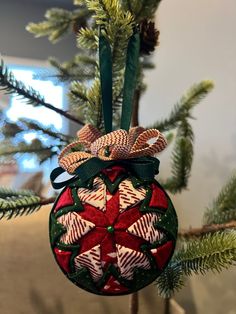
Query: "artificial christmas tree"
0 0 235 313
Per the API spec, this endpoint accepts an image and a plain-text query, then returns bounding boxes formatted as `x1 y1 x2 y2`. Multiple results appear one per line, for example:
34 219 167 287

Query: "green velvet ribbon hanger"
99 29 141 132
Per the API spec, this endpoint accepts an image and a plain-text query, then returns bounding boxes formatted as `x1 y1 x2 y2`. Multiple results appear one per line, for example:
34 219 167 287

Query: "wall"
0 0 77 61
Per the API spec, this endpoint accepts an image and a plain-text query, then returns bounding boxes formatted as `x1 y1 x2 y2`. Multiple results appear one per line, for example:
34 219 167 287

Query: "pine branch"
48 55 96 82
0 187 36 198
150 80 214 132
0 141 56 156
19 118 73 143
0 195 41 219
26 8 91 43
0 140 60 164
1 118 72 143
156 231 236 297
156 263 184 299
179 221 236 238
0 60 84 126
175 231 236 275
204 173 236 225
162 118 194 193
122 0 162 21
0 194 56 220
77 28 99 50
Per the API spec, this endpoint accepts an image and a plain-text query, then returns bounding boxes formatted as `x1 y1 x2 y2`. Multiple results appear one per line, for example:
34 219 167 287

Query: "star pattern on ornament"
56 177 165 286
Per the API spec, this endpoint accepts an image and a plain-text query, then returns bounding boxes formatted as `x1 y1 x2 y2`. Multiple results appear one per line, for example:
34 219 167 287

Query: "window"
5 59 66 171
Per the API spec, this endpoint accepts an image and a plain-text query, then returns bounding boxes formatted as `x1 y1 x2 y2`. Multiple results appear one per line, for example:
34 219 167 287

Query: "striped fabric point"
77 177 107 211
127 213 163 243
119 179 146 213
58 212 95 245
116 244 150 280
74 244 103 282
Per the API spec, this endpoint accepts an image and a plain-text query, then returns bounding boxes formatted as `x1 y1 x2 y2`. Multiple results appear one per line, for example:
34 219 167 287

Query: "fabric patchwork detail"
54 187 74 212
151 241 173 270
102 166 126 182
116 244 150 280
149 184 168 209
101 275 129 294
77 177 110 211
119 179 146 213
74 244 103 282
58 212 95 244
54 248 72 273
127 213 163 243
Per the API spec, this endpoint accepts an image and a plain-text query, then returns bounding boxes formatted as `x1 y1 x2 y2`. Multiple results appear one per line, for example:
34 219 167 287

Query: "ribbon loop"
91 129 129 159
130 129 167 158
57 124 167 175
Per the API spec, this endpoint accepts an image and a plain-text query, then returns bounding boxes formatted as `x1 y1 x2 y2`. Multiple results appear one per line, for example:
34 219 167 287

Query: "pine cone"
73 18 87 34
140 20 160 55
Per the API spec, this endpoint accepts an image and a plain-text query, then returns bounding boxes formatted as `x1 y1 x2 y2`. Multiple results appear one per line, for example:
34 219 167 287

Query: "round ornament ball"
49 165 178 295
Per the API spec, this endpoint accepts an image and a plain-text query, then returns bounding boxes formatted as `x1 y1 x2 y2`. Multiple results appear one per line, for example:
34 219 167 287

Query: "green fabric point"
154 201 178 240
50 215 66 245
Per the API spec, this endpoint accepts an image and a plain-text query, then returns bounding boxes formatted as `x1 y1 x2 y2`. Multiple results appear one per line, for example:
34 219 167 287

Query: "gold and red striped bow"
59 124 167 174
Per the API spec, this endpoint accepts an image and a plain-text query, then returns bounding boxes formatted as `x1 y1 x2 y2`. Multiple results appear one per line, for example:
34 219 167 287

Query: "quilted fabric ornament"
49 30 178 296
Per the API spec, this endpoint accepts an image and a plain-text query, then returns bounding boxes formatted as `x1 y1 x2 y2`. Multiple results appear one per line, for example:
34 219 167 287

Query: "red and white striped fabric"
58 212 95 244
119 179 146 213
116 244 150 280
128 213 163 243
77 177 108 211
74 244 103 282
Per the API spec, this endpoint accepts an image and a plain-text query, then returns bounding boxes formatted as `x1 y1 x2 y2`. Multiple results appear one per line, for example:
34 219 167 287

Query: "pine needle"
204 174 236 224
156 231 236 297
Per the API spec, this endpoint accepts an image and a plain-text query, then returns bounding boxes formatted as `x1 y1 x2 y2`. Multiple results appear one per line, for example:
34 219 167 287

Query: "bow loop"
130 129 167 158
77 124 102 147
58 124 167 175
90 129 129 159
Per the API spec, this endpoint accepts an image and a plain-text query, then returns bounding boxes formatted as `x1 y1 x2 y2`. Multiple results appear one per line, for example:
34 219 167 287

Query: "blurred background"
0 0 235 313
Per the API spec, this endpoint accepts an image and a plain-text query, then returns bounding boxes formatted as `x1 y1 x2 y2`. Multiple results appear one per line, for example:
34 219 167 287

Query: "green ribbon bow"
50 157 160 190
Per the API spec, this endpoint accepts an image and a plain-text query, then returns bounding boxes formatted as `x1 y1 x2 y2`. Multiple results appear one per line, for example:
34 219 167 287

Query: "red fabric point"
101 275 129 294
149 184 168 209
115 206 142 230
79 227 106 254
114 231 146 252
54 188 74 212
105 189 120 225
102 166 126 183
79 204 108 227
54 248 72 273
151 241 173 270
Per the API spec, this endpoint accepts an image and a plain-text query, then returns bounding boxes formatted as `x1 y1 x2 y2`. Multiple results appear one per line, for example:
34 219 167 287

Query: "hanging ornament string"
99 31 113 134
50 29 167 190
121 31 140 131
99 28 140 132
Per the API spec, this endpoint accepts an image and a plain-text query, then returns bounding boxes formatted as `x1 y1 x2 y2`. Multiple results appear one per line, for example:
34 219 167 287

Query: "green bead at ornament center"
107 226 115 233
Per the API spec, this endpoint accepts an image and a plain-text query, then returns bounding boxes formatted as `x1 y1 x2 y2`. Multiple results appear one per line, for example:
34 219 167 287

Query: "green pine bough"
0 187 55 219
156 231 236 298
204 173 236 224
